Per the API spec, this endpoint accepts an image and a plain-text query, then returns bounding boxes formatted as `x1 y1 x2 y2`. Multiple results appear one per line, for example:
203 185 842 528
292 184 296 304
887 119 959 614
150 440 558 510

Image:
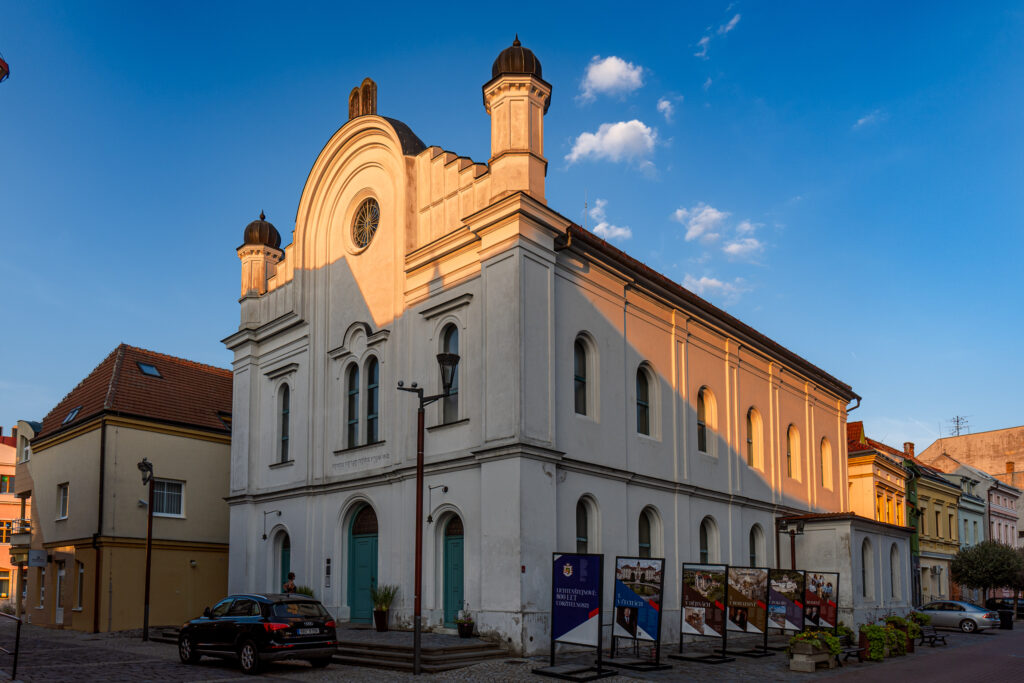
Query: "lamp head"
137 458 153 484
436 353 460 394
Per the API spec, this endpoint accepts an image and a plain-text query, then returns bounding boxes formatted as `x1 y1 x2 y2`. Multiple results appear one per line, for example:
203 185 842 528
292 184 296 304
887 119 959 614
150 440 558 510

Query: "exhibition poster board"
680 563 728 638
803 571 839 630
613 556 665 643
767 569 805 632
551 553 603 647
726 567 769 634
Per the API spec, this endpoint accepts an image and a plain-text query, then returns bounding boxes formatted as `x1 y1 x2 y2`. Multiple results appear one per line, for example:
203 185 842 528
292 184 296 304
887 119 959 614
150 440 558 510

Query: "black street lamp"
137 458 155 641
397 352 460 676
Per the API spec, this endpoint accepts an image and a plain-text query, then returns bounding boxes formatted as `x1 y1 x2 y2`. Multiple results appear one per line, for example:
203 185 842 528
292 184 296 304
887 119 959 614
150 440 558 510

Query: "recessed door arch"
347 504 379 623
442 515 464 628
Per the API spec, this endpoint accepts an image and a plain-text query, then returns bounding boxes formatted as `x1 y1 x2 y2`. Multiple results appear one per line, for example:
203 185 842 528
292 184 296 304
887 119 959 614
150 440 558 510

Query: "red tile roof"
0 436 15 447
847 421 908 458
36 344 232 441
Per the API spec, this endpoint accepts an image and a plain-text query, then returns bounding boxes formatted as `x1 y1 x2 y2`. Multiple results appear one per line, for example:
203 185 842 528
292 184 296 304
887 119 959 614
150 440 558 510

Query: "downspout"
92 420 106 633
846 397 861 413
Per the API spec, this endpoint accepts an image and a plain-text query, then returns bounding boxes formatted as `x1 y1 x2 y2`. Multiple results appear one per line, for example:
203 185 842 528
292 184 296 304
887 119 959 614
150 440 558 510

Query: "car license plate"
297 627 318 635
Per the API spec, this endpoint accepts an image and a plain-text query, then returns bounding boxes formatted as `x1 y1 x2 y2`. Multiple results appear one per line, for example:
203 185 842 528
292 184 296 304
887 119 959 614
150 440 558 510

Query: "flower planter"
457 622 474 638
373 609 389 632
905 635 914 653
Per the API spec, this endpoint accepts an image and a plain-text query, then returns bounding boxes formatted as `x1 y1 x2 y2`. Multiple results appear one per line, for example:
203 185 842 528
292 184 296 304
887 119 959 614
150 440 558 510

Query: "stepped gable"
36 344 232 441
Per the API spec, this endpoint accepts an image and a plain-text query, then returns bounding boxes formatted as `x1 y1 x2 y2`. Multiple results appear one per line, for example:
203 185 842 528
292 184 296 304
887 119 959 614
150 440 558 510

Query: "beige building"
0 428 20 602
12 344 232 631
846 421 908 526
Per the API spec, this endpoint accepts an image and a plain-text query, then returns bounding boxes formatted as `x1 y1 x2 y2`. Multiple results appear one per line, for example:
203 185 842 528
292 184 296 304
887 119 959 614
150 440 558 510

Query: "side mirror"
203 607 212 618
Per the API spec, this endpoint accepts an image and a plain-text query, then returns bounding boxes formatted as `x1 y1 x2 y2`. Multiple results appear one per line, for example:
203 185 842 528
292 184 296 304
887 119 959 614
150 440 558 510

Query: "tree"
951 540 1024 601
1011 547 1024 615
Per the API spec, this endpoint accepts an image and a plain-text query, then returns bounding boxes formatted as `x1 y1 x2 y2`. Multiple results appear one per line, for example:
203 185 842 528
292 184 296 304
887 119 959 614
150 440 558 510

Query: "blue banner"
551 553 602 646
613 557 664 642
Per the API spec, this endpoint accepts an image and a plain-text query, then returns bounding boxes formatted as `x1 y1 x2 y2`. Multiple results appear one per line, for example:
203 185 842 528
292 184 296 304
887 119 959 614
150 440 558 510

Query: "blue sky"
2 1 1021 450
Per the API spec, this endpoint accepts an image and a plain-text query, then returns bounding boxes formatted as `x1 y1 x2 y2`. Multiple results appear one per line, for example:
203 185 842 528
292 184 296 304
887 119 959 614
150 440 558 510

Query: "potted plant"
885 615 915 653
859 623 888 661
455 610 475 638
370 584 399 632
788 630 841 672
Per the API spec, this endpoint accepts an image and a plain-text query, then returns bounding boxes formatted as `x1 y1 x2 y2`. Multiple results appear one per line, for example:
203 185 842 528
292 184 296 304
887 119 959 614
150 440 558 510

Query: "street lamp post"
397 352 460 676
138 458 155 641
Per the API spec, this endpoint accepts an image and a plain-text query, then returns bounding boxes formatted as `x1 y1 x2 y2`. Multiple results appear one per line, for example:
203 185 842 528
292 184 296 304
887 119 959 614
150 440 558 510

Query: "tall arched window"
697 389 708 452
574 339 587 415
699 516 719 563
366 357 379 444
639 510 652 558
861 538 874 599
346 365 360 447
786 425 800 479
442 325 459 424
576 500 589 553
279 384 290 462
749 524 765 566
636 368 650 435
820 437 832 489
746 407 763 468
890 543 900 599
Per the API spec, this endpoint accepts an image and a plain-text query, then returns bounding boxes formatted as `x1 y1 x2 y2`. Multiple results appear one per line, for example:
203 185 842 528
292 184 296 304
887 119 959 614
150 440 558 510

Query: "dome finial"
260 210 265 221
513 34 521 47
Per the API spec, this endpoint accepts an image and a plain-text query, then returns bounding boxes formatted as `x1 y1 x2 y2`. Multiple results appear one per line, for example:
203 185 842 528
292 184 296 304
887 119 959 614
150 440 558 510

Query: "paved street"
0 621 1021 681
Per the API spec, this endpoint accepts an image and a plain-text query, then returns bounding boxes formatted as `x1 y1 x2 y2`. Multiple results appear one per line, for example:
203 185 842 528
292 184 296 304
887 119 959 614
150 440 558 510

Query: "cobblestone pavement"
0 622 1020 681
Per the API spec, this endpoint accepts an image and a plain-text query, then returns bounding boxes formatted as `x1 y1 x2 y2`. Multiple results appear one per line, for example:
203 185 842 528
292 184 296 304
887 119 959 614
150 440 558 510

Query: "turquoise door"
348 506 379 623
443 517 465 627
280 535 291 589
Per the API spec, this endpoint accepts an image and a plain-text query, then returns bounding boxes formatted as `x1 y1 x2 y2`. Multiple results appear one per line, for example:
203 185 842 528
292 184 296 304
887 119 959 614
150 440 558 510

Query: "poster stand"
764 568 806 651
803 570 840 637
533 553 618 682
718 565 774 658
607 556 672 671
668 563 734 665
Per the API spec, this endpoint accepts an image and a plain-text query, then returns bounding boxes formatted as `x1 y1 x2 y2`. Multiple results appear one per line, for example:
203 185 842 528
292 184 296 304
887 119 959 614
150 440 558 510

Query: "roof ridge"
121 344 232 376
104 343 127 410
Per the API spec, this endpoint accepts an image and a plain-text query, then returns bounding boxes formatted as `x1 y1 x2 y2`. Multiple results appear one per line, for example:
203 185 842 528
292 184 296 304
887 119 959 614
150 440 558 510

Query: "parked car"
919 600 1000 633
178 593 337 674
985 597 1024 619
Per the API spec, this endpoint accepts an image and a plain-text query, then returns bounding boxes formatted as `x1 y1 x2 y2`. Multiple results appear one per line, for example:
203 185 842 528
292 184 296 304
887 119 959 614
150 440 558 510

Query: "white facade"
224 43 858 654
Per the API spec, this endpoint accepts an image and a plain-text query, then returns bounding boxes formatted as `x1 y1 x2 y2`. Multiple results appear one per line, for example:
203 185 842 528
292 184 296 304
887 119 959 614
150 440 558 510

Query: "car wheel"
178 634 200 664
309 657 331 668
239 640 261 675
960 619 977 633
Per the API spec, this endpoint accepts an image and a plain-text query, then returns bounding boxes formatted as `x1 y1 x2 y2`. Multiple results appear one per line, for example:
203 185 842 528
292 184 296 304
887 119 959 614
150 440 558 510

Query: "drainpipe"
92 420 106 633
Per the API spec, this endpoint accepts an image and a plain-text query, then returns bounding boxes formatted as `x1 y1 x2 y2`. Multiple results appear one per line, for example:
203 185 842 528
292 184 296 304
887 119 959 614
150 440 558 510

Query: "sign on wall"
551 553 603 646
726 567 768 634
803 571 839 629
768 569 805 632
613 557 664 642
680 564 727 638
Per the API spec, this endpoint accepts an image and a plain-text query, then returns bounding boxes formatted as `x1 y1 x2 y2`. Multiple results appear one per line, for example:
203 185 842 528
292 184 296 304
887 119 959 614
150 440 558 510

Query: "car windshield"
271 601 329 618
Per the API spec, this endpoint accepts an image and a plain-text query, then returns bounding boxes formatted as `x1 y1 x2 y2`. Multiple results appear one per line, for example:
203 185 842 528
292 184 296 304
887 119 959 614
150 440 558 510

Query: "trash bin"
999 610 1014 630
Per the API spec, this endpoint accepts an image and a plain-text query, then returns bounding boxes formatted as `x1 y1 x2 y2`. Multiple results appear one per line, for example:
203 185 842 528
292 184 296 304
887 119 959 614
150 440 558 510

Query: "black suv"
178 593 337 674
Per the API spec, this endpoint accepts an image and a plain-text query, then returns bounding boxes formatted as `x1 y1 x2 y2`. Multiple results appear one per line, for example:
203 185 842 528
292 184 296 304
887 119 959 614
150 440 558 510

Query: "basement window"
137 362 162 377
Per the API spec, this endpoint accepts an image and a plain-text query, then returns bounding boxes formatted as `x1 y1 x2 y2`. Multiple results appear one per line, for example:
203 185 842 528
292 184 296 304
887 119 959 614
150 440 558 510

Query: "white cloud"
703 77 713 91
853 109 887 129
718 13 741 35
694 36 711 59
736 219 758 234
671 203 729 242
683 274 748 300
579 56 644 102
566 120 657 165
723 237 764 258
587 198 632 241
657 97 677 122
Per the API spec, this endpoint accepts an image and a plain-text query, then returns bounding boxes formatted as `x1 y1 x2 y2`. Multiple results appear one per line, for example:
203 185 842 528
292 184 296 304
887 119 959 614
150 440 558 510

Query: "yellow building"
908 459 961 602
12 344 231 632
847 422 908 526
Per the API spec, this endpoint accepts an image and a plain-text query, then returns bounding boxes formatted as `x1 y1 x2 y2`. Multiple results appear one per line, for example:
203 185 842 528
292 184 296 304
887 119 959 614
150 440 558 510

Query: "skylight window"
62 406 81 425
137 362 162 378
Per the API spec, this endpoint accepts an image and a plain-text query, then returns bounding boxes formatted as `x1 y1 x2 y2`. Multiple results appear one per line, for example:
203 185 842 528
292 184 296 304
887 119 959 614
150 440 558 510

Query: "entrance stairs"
333 625 508 673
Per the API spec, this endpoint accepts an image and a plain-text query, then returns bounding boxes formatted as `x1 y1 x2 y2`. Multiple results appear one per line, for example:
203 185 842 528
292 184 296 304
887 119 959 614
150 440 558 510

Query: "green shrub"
788 630 841 657
908 611 930 626
859 624 888 661
370 584 399 611
294 585 315 598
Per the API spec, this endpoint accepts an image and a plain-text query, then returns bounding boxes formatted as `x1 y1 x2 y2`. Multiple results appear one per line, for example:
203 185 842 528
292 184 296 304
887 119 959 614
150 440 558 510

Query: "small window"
574 339 588 415
279 384 291 462
0 521 11 543
62 407 81 425
153 479 184 517
76 561 85 609
137 362 161 377
0 475 13 493
636 369 650 435
57 483 69 519
442 325 460 424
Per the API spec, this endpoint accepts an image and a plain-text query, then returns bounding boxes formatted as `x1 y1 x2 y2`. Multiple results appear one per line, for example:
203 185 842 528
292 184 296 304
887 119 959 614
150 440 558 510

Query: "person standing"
283 572 297 593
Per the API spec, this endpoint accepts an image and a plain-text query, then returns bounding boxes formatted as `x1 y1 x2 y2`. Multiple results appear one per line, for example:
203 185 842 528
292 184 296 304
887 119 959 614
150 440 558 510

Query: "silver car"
919 600 1000 632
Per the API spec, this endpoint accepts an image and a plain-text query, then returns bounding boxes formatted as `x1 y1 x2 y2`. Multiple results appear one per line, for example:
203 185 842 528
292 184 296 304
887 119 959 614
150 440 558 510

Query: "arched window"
746 407 763 469
346 365 360 447
442 325 459 424
749 524 765 566
890 544 900 599
574 339 587 415
861 538 874 599
786 425 800 479
366 357 380 444
636 368 651 435
697 390 708 452
639 511 652 558
699 516 719 563
820 437 832 489
279 385 290 462
576 500 589 553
